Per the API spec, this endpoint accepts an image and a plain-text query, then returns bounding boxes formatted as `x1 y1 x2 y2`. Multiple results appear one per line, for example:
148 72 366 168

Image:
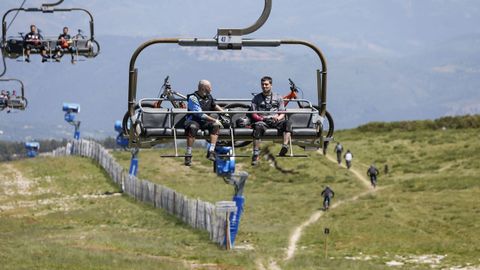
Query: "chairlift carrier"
0 77 27 111
125 0 332 151
1 0 100 60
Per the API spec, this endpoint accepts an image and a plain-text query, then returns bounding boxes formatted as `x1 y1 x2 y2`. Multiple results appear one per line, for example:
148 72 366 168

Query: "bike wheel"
313 106 334 138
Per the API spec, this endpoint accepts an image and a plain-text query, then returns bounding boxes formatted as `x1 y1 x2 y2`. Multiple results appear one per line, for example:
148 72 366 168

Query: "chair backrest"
171 108 187 129
287 108 316 128
141 108 170 129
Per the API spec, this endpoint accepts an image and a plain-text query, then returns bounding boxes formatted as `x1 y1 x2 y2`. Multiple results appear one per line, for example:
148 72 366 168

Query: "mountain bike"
323 197 331 210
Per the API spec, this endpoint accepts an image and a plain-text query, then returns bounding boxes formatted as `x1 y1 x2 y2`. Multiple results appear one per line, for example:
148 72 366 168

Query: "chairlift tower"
113 120 139 176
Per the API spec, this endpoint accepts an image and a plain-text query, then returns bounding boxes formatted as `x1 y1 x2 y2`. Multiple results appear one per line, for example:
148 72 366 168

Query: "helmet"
235 116 251 128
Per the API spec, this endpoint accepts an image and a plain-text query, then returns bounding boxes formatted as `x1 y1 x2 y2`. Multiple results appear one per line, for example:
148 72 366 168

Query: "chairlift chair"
1 1 100 62
0 78 27 112
123 0 334 156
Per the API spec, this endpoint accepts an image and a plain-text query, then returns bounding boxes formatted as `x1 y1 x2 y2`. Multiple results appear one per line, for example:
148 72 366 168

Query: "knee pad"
186 122 200 137
253 123 266 139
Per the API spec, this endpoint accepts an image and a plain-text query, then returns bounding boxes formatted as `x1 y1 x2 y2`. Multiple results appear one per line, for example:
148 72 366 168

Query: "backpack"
368 167 378 175
335 144 343 152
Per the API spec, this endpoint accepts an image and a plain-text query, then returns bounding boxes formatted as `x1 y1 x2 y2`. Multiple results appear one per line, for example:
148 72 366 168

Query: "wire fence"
51 139 227 246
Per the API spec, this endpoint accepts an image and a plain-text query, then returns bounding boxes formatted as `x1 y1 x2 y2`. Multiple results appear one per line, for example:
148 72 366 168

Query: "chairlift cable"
6 0 27 31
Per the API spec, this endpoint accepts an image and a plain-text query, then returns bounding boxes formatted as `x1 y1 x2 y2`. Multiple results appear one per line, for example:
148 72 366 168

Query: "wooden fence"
52 140 228 246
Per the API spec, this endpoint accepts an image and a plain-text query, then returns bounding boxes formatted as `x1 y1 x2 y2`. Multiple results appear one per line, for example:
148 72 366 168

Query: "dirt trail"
283 152 379 262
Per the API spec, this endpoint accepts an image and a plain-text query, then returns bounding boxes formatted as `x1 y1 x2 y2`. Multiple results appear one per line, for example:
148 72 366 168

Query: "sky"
1 0 479 140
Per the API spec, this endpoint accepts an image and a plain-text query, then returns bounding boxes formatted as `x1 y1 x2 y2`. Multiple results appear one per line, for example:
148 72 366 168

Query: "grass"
1 125 479 269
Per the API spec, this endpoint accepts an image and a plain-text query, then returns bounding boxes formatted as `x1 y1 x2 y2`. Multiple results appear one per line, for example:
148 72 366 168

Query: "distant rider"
321 186 335 210
344 149 353 169
334 142 344 165
184 80 224 166
367 164 380 188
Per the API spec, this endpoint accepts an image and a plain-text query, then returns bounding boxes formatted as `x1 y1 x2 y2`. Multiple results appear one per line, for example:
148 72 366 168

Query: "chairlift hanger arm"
219 0 271 36
42 0 64 8
2 7 95 42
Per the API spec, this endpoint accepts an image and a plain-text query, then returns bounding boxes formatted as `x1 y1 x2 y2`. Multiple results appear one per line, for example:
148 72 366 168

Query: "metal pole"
239 0 272 35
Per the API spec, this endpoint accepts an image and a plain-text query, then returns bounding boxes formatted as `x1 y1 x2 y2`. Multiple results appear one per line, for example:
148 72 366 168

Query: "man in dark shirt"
367 164 380 188
321 186 335 210
250 76 292 165
184 80 224 166
23 24 48 63
53 27 76 64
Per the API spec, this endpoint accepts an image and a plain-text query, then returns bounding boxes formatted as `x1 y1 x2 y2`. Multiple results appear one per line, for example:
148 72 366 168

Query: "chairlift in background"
1 0 100 63
0 77 27 113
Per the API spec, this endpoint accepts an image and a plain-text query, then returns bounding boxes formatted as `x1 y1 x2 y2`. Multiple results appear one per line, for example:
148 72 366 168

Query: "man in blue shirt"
184 80 224 166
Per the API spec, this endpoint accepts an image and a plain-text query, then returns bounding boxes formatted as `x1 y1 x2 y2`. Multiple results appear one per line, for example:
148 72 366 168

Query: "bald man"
184 80 224 166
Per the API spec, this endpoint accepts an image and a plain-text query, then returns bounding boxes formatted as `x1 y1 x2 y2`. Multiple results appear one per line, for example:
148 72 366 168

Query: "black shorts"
25 43 45 51
252 118 292 139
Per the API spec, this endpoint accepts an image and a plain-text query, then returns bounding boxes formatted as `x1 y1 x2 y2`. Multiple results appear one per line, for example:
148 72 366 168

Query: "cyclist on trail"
344 149 353 169
184 80 224 166
321 186 335 210
367 164 380 188
250 76 293 165
334 142 344 165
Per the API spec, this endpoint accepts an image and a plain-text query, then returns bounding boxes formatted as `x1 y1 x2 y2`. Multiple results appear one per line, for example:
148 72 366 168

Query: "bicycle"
122 76 187 137
323 197 331 210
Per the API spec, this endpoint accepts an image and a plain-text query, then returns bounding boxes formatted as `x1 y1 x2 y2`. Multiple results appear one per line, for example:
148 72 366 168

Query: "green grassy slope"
1 119 479 269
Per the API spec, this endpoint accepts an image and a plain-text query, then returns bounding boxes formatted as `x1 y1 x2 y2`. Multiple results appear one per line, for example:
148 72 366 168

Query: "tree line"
0 137 117 161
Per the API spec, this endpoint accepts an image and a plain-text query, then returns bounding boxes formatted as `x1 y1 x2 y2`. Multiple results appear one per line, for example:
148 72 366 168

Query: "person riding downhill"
321 186 335 210
367 164 379 188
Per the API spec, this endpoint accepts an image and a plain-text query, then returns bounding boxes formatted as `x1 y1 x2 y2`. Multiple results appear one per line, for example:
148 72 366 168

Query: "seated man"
53 26 76 64
0 90 7 108
23 24 48 63
184 80 224 166
250 76 293 165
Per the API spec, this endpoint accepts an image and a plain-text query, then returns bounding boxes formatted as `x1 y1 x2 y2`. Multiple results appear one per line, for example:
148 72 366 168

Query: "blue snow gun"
62 103 81 139
62 103 80 122
115 120 129 148
25 142 40 158
214 146 236 176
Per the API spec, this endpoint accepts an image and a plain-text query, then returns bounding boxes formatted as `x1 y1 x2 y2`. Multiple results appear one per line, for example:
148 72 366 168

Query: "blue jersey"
187 91 216 122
